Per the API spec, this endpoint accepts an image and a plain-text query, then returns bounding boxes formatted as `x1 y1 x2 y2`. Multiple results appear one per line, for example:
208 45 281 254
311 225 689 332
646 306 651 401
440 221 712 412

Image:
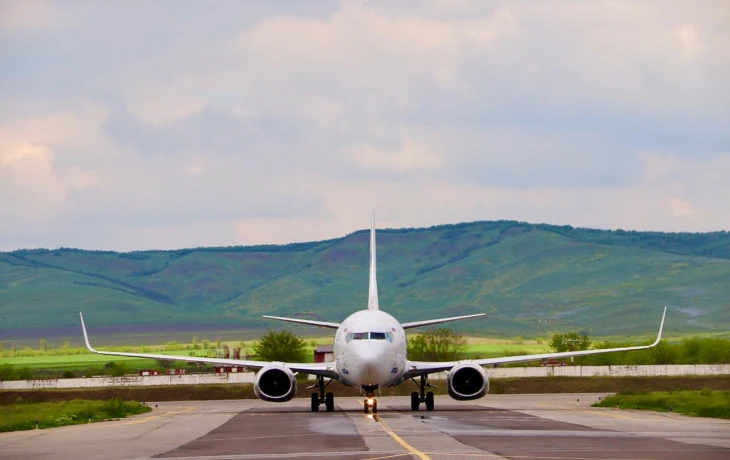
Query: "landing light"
367 398 375 406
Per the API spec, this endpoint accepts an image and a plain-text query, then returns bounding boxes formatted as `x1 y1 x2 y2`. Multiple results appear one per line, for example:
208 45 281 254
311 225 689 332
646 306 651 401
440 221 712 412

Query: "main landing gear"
309 375 335 412
410 375 435 411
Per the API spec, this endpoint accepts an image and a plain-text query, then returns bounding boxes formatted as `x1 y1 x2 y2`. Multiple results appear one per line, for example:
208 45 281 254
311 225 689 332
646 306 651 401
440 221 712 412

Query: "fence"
2 364 728 390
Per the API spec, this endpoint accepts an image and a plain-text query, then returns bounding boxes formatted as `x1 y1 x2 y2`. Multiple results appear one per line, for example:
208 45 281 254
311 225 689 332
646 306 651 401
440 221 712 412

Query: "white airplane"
80 216 666 414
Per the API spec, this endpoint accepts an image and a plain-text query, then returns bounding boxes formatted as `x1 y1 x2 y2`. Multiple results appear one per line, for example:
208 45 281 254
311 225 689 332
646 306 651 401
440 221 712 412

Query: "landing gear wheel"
325 392 334 412
372 399 378 414
425 391 435 411
411 391 420 411
363 399 369 414
311 393 320 412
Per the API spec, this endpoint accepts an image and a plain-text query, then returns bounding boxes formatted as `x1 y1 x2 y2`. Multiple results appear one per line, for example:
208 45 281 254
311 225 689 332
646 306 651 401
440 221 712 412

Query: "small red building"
139 370 160 376
314 345 334 363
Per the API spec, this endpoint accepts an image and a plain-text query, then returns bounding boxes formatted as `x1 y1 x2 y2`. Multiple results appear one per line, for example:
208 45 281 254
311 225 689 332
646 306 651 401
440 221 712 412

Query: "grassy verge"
594 390 730 419
2 376 728 404
0 398 152 432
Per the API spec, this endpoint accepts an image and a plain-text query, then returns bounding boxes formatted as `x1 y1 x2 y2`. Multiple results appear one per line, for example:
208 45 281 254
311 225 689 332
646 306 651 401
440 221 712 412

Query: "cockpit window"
345 332 392 341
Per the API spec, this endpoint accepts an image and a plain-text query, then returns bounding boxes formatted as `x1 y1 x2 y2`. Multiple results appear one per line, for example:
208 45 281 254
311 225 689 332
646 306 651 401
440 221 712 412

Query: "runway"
1 394 729 460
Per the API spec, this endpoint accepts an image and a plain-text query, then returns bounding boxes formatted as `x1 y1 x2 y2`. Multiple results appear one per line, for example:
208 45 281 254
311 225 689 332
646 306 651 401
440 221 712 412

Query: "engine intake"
447 363 489 401
254 364 297 402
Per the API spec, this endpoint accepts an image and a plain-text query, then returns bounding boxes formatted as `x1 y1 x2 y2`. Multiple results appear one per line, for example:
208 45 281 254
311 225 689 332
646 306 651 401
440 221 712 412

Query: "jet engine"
253 364 297 402
447 363 489 400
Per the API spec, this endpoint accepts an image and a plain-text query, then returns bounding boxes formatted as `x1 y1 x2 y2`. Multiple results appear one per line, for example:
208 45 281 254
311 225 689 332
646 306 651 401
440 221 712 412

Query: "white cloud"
0 0 55 32
353 141 444 173
0 1 728 251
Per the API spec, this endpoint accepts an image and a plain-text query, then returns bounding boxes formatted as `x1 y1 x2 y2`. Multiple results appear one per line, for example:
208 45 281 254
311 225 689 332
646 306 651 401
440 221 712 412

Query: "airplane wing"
404 307 666 378
79 313 337 378
262 315 341 329
401 313 486 329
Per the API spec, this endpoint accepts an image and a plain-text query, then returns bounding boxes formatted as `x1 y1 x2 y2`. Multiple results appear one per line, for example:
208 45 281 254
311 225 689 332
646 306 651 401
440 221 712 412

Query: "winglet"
368 211 379 311
650 306 667 347
79 312 97 353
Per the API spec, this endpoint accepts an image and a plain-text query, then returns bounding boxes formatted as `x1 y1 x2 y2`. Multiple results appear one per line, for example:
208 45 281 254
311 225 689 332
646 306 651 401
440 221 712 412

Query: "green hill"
1 221 729 338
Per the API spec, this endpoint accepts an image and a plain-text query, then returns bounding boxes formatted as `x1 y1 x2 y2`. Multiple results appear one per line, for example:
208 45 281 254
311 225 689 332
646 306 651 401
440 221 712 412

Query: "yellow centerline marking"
373 414 431 460
356 399 430 460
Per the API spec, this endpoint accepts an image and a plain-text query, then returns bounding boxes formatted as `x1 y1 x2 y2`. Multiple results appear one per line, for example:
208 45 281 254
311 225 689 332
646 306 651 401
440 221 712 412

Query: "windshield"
345 332 395 342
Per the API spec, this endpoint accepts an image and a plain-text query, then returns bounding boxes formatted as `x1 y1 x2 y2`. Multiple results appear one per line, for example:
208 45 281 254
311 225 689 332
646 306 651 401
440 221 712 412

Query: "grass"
594 390 730 419
0 398 152 432
0 339 548 376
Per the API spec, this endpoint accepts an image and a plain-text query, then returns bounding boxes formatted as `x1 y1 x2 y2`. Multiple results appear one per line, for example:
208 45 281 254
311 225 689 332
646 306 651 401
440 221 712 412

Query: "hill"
1 221 729 339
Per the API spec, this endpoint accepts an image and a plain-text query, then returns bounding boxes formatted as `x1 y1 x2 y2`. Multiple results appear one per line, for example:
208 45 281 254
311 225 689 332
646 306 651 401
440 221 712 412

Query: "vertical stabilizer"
368 212 379 311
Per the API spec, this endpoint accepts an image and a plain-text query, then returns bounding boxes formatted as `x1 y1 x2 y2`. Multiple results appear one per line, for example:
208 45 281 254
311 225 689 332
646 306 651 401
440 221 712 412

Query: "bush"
17 367 33 380
0 363 16 381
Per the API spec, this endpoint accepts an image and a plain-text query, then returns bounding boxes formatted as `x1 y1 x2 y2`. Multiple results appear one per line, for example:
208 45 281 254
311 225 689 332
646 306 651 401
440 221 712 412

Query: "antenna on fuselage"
368 211 379 311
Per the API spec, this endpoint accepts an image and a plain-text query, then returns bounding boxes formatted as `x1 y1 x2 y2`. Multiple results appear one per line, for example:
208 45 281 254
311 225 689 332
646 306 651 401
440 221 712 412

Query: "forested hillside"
1 221 729 337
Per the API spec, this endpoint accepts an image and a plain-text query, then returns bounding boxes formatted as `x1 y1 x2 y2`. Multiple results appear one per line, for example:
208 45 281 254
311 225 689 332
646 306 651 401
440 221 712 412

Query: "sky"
1 0 728 251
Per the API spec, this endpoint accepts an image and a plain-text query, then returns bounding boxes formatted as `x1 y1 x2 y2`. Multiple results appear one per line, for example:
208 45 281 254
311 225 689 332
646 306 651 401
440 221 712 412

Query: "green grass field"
0 399 151 432
594 390 730 419
0 340 548 374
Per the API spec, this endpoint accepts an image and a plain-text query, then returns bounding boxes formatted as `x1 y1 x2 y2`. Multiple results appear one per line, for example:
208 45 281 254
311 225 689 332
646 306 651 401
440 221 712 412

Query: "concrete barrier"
2 364 728 390
0 372 255 390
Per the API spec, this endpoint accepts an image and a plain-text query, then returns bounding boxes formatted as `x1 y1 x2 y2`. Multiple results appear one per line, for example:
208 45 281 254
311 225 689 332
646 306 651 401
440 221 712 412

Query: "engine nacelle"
253 364 297 402
447 363 489 401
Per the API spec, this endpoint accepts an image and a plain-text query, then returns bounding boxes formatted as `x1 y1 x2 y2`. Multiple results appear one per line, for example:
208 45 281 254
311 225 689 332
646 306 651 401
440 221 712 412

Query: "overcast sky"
1 0 728 251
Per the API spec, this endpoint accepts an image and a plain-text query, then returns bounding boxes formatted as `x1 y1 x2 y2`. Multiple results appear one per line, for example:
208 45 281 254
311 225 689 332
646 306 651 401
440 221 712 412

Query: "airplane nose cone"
346 342 393 386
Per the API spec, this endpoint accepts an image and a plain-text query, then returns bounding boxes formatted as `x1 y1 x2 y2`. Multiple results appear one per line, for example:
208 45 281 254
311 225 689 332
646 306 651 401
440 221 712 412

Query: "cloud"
0 0 55 33
0 1 728 251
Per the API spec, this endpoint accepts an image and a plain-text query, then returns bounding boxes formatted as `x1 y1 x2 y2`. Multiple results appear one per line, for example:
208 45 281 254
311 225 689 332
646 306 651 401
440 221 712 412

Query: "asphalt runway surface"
1 394 729 460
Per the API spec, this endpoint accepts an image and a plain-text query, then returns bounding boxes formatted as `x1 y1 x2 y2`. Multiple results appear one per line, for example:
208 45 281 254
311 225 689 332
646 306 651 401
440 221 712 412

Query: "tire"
372 399 378 414
411 392 420 411
425 391 434 411
363 399 369 414
311 393 320 412
325 392 334 412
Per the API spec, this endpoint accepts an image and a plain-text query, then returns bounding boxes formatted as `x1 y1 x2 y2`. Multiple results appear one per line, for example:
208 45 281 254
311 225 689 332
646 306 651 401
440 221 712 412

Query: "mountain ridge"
1 220 729 337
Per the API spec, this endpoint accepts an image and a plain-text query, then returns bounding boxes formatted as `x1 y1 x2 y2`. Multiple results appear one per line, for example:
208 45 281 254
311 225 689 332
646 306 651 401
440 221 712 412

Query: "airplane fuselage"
333 310 407 391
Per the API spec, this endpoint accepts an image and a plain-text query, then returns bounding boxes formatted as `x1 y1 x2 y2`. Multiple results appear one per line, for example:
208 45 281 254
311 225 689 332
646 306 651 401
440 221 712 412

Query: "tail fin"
368 212 379 311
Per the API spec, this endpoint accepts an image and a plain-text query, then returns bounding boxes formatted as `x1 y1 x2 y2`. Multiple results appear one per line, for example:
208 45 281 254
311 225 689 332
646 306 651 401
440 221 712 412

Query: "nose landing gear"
361 385 379 414
308 375 335 412
363 395 378 414
410 375 435 411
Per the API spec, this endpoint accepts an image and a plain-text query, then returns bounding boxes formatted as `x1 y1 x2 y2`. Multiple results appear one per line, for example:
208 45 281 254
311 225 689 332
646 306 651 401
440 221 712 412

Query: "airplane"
80 215 666 414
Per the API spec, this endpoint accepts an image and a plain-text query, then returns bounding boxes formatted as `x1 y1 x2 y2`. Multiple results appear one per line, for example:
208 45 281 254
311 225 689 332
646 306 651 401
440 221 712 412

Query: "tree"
105 361 130 377
252 330 308 362
549 332 591 353
156 359 174 369
407 328 467 361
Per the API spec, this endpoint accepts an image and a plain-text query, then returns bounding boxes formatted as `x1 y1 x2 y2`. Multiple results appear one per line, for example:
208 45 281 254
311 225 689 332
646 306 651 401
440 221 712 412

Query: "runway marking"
150 451 402 459
360 454 411 460
535 403 635 420
373 414 431 460
125 406 196 425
